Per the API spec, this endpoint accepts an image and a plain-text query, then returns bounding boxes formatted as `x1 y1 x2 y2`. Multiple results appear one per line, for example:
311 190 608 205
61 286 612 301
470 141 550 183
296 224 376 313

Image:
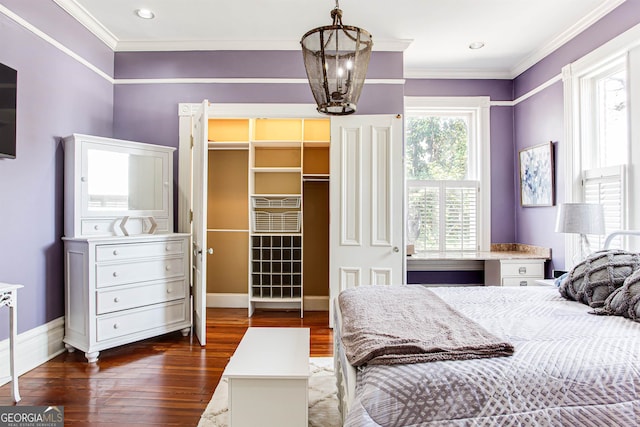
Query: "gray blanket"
338 285 514 366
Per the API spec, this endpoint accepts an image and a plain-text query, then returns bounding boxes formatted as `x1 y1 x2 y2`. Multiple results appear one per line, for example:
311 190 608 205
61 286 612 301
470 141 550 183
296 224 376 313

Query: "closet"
205 117 329 316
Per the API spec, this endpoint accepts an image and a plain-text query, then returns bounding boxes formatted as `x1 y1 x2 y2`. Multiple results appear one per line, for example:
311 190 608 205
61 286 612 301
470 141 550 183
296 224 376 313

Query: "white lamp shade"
555 203 605 235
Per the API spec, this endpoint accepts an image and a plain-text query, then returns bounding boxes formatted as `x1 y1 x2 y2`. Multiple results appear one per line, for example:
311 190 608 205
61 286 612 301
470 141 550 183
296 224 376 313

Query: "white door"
329 114 404 326
191 100 209 345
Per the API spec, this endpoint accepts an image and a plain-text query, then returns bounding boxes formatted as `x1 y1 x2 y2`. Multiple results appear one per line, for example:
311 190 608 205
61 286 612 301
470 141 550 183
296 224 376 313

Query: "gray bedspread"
338 285 514 366
341 286 640 426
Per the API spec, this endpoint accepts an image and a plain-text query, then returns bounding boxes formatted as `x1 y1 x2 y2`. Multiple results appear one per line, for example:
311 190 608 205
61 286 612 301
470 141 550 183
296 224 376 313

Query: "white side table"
223 327 310 427
1 283 22 402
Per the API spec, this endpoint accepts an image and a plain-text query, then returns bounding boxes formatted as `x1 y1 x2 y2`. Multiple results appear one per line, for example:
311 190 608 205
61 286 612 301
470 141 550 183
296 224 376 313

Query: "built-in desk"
407 244 551 286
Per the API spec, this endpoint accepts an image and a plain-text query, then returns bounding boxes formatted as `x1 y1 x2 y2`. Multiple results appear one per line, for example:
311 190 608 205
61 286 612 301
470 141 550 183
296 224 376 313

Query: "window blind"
407 180 479 252
582 164 625 249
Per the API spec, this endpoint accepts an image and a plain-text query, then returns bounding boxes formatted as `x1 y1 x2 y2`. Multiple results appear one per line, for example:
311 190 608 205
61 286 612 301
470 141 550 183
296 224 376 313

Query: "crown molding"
115 38 413 52
510 0 626 78
0 3 113 82
52 0 118 50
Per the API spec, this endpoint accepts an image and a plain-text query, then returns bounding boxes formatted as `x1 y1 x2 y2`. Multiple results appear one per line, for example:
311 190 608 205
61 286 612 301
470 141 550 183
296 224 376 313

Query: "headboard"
603 230 640 249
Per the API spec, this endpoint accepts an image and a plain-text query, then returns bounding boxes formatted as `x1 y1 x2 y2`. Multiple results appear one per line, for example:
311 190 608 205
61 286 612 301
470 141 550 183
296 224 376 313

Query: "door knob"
207 248 214 255
393 246 399 253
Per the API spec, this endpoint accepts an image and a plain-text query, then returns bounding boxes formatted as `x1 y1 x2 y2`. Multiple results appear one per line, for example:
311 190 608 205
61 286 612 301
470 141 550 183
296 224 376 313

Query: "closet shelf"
252 196 301 209
207 141 249 150
252 167 301 173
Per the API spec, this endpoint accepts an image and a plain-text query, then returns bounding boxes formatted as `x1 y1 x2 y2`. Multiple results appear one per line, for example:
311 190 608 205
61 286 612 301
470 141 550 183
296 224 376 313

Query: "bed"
334 284 640 426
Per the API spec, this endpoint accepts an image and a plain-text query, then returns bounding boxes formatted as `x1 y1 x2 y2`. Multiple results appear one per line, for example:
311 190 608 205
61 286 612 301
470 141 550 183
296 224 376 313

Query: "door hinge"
190 135 194 149
189 209 193 223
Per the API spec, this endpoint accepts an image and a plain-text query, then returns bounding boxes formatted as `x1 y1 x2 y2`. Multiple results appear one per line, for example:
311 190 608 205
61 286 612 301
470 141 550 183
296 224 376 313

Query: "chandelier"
300 1 373 115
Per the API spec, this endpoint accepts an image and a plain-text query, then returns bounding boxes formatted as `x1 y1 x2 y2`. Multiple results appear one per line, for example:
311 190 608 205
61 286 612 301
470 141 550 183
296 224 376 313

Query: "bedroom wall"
513 0 640 271
0 0 114 341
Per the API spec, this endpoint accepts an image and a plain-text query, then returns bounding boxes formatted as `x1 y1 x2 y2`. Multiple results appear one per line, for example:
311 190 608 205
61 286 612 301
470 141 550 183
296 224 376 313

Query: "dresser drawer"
81 219 115 236
96 300 188 342
499 261 544 277
95 257 184 288
96 240 185 262
96 279 186 315
502 277 541 287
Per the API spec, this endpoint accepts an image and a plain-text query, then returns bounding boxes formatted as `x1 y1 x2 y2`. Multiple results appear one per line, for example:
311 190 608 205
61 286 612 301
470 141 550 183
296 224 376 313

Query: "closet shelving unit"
249 119 304 316
205 116 330 317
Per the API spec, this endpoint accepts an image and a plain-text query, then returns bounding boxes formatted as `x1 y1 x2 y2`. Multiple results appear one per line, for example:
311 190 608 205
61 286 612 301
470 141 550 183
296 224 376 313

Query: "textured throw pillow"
559 249 640 308
597 268 640 321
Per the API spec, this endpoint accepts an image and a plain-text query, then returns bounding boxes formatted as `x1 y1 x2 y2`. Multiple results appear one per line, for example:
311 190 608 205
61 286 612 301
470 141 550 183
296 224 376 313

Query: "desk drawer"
96 300 188 342
500 261 544 277
96 279 186 314
502 277 540 287
96 240 184 262
96 257 184 288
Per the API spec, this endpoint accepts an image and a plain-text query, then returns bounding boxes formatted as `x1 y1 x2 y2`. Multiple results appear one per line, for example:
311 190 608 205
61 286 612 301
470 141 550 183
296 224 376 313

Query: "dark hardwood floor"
0 308 333 426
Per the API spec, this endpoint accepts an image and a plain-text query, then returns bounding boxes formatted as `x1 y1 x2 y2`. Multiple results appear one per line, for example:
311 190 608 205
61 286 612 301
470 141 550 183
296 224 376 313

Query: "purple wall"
0 1 114 340
513 0 640 271
404 79 516 243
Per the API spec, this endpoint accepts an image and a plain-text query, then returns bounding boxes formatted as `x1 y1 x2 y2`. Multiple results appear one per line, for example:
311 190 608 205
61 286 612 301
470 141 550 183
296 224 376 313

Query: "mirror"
87 149 163 211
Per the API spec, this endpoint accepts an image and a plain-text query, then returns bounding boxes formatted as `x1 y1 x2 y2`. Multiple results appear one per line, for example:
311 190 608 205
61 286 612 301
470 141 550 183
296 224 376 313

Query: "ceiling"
53 0 625 79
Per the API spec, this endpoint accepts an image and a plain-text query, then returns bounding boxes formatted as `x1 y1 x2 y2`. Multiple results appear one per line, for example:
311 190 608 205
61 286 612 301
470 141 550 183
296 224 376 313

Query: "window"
572 59 628 250
404 97 490 253
563 35 640 260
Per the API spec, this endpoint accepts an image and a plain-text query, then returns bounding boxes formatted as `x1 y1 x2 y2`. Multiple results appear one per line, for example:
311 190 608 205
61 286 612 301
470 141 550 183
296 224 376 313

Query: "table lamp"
555 203 605 261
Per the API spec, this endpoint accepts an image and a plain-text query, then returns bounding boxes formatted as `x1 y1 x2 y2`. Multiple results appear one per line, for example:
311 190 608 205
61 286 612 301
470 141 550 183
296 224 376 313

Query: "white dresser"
62 134 191 362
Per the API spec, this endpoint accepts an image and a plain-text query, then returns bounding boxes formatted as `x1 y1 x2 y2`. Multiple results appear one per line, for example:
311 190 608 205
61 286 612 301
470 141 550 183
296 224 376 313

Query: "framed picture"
519 141 555 207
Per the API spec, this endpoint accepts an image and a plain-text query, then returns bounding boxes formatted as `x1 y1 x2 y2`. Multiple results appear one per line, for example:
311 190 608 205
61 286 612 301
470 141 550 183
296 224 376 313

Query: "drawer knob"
518 267 527 274
166 288 172 294
165 246 171 251
165 265 171 271
113 323 119 329
520 281 528 286
112 271 118 277
113 250 118 256
94 225 99 230
113 297 120 303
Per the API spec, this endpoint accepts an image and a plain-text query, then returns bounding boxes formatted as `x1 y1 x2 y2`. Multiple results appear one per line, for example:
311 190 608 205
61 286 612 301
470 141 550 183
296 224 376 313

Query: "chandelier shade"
300 5 372 115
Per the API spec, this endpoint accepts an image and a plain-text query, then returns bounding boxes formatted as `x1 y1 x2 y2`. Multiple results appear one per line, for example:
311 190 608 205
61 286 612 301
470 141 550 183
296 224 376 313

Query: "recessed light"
135 8 155 19
469 41 485 50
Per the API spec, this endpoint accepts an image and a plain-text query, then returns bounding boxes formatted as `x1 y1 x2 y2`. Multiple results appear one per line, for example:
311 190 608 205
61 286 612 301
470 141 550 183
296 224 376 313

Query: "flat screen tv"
0 62 17 159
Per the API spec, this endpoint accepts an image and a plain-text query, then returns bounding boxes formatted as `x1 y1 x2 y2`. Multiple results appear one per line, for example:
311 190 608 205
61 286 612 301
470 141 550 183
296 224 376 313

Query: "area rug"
197 357 341 427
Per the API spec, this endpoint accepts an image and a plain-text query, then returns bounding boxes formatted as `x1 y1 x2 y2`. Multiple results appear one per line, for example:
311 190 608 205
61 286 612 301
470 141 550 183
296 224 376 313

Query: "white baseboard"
206 293 248 308
0 317 65 386
207 293 329 311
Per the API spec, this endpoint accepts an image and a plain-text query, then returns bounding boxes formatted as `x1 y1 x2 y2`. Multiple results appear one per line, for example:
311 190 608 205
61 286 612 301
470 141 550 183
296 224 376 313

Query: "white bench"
223 327 310 427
